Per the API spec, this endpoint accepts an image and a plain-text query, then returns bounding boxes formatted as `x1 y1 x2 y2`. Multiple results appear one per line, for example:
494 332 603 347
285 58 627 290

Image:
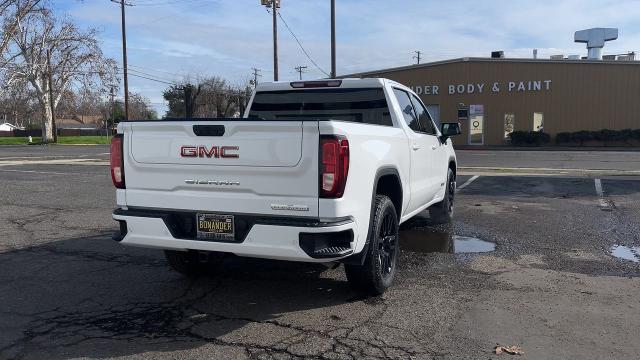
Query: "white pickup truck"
110 78 461 294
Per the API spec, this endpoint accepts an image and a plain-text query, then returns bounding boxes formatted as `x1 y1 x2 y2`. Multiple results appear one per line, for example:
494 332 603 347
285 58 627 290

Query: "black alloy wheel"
378 208 398 280
344 195 399 295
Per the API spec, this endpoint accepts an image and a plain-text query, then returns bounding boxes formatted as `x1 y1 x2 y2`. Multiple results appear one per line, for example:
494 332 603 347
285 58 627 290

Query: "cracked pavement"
1 145 639 359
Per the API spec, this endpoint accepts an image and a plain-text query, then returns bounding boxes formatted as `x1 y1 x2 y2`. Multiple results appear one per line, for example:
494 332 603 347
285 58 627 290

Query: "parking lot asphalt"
1 145 639 359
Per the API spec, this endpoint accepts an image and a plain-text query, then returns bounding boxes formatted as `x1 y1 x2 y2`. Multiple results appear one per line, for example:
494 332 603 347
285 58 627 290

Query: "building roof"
255 77 385 90
0 122 24 130
342 56 640 78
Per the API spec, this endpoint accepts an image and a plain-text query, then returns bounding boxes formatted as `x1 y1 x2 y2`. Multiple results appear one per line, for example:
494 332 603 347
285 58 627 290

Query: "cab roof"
255 78 388 91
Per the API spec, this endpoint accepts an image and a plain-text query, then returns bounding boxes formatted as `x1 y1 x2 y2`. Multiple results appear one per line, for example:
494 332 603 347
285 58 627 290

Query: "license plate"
196 213 235 240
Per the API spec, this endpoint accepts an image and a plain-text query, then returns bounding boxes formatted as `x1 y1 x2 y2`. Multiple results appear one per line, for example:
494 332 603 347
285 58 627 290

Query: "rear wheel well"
448 160 457 180
376 174 402 219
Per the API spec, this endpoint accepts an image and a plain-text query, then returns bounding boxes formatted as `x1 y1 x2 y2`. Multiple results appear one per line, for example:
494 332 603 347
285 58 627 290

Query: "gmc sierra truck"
110 78 461 294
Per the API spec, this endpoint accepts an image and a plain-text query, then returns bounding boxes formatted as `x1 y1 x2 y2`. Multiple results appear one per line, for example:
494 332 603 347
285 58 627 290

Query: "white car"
111 78 461 294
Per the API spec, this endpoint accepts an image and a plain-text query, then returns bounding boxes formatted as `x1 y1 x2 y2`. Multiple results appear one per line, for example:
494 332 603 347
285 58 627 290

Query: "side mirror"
440 122 461 143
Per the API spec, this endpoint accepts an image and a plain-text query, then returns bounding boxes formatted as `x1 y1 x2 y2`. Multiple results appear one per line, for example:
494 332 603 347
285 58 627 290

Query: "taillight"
320 135 349 198
110 134 125 189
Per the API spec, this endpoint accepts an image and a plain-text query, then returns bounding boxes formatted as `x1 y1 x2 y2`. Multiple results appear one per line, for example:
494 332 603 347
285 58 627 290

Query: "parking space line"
0 159 107 166
457 175 479 192
0 169 105 176
594 178 611 209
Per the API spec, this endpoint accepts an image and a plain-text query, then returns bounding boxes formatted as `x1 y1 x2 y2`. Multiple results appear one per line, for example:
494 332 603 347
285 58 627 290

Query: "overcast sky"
55 0 640 115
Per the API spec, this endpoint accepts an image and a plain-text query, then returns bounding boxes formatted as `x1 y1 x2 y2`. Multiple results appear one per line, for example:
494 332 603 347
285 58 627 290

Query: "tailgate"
121 120 320 217
130 121 302 167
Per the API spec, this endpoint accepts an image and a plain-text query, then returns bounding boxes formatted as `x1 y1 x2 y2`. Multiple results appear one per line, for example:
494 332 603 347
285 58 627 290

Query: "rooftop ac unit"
602 55 617 60
550 55 564 60
491 51 505 59
567 55 580 60
617 53 635 61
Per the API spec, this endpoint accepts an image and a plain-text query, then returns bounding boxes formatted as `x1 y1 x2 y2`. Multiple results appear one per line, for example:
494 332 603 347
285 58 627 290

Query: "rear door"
122 120 320 217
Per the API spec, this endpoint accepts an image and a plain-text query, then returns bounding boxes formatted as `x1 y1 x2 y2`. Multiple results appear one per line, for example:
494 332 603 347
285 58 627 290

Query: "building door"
469 104 484 145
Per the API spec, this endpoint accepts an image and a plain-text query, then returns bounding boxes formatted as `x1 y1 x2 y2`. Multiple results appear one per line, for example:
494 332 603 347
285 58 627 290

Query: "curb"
458 166 640 177
455 146 640 152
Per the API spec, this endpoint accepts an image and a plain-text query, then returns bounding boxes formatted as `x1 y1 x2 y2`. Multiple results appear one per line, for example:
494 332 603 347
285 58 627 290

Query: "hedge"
556 129 640 145
509 131 551 146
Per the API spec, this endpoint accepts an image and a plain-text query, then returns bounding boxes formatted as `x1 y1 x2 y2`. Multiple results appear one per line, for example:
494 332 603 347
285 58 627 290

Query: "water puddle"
399 218 495 254
610 245 640 263
454 236 497 253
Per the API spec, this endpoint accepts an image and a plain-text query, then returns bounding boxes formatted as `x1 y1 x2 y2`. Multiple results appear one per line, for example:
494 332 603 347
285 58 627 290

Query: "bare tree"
162 76 251 119
1 3 117 142
128 92 156 120
0 76 37 126
0 0 42 58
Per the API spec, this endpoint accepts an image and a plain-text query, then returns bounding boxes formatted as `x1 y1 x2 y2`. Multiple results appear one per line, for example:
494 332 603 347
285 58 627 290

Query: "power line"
127 68 177 83
275 10 330 77
128 64 184 77
133 0 211 7
128 73 176 85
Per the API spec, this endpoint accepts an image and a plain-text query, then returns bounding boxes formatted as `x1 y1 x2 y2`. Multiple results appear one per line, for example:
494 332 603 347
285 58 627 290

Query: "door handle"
431 145 437 150
412 144 421 150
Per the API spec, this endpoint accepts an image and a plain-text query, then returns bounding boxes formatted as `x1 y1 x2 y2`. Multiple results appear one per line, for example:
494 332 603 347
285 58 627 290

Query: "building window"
533 112 544 132
504 113 515 141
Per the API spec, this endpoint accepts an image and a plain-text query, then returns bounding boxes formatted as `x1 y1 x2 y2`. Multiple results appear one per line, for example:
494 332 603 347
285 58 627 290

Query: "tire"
429 168 455 224
164 250 223 277
345 195 399 295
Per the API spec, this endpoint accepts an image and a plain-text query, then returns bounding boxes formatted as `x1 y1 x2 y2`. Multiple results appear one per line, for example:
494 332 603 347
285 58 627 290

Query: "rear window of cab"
248 88 392 126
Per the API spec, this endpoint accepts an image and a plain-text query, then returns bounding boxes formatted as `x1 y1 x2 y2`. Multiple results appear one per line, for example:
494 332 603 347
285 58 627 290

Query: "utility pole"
294 65 307 80
413 50 422 64
272 0 279 81
108 86 116 137
112 0 132 120
46 48 57 143
330 0 336 78
261 0 280 81
251 67 262 88
183 84 193 118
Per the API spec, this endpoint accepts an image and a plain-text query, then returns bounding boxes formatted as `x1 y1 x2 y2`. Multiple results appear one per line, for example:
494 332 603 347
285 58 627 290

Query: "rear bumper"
112 208 358 262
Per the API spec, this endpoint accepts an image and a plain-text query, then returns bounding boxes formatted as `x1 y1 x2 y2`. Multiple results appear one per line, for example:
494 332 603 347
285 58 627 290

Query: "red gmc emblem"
180 145 239 158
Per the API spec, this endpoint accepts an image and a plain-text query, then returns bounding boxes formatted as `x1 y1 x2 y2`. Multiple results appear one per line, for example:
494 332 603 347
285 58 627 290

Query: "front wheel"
344 195 399 295
429 168 455 223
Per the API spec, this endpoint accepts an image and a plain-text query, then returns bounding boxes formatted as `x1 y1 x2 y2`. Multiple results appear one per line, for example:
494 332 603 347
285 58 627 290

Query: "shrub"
509 131 551 146
555 129 640 145
556 132 571 143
